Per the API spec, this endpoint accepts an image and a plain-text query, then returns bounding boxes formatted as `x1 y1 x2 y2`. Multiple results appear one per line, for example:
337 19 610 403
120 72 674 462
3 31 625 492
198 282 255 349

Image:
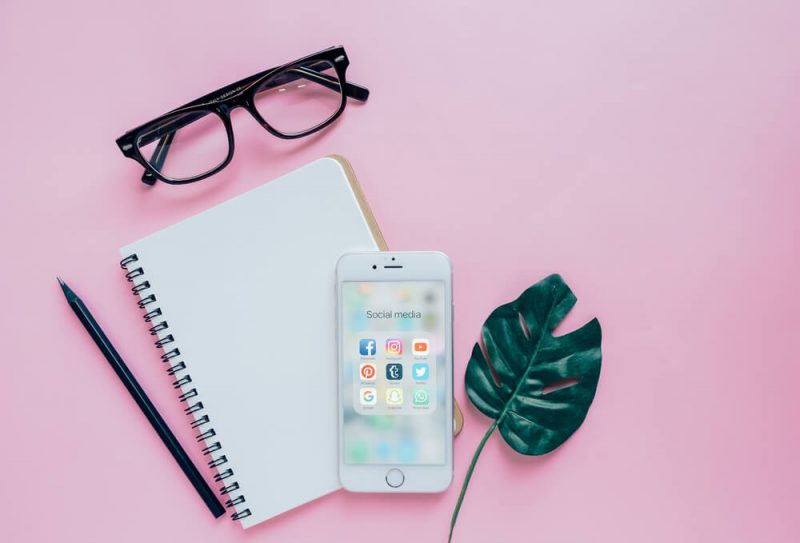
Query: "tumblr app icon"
386 363 403 380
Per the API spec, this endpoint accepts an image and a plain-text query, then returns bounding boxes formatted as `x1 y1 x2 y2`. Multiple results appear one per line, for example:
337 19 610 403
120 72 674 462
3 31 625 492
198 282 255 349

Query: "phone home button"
385 468 405 488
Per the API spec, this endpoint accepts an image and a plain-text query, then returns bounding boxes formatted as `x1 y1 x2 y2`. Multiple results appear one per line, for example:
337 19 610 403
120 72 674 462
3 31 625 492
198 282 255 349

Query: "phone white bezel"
336 251 454 492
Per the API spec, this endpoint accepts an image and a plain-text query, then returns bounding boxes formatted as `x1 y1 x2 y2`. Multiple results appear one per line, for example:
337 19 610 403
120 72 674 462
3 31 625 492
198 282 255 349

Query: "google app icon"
360 387 377 406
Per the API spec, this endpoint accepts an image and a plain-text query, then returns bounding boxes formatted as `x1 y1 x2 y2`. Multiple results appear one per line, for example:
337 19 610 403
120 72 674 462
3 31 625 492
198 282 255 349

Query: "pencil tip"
57 276 72 298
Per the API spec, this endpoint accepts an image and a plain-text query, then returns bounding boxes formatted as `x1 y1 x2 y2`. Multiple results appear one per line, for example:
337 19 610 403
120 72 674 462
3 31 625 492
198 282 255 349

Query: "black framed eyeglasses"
116 46 368 185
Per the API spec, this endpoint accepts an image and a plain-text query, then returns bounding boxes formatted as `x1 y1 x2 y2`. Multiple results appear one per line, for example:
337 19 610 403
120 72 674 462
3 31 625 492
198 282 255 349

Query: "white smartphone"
336 251 454 492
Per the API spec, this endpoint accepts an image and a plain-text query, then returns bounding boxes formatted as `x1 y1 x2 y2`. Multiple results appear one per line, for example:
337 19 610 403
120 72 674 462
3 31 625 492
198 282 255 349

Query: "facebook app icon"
359 339 376 357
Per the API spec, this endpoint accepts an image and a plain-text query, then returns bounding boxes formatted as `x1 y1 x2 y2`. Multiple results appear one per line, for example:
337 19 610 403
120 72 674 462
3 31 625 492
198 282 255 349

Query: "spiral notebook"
119 157 385 528
119 156 464 528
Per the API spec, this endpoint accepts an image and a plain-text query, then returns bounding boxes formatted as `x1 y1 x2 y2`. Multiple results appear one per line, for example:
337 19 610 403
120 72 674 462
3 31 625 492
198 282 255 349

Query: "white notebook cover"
119 157 385 528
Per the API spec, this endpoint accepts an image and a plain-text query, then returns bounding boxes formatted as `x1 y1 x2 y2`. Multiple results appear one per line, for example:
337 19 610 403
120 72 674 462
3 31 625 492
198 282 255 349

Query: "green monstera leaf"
449 274 602 541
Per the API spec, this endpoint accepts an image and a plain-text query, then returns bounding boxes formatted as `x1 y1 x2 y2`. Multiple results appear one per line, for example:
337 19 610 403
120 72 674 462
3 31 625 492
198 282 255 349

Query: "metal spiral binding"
120 253 252 522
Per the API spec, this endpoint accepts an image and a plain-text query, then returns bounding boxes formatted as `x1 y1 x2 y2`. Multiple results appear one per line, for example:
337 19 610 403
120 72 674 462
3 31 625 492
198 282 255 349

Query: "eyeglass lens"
136 110 229 181
253 59 343 136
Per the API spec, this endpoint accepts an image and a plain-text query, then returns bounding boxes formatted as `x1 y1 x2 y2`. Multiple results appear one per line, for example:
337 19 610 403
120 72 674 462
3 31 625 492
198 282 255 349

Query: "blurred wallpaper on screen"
341 281 448 465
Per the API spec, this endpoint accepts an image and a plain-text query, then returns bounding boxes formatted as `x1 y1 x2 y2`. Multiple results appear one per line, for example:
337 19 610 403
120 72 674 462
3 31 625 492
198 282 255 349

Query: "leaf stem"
448 420 498 542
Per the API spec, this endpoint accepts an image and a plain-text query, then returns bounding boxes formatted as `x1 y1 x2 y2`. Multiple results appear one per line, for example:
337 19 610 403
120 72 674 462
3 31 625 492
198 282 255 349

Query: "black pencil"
58 277 225 519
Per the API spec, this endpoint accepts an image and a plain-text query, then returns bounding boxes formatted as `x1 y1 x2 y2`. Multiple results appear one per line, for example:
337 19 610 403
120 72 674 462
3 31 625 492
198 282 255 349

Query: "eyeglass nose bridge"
215 99 267 134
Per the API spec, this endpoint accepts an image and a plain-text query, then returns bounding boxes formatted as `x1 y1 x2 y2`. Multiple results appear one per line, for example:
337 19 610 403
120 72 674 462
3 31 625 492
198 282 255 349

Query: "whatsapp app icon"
412 388 430 406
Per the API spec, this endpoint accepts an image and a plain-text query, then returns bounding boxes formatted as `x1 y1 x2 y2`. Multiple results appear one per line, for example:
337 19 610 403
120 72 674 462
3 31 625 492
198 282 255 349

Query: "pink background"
2 1 799 541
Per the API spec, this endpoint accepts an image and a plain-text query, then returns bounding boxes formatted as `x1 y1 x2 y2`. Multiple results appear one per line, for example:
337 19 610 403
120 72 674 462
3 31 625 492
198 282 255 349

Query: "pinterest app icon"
385 339 403 355
359 362 376 381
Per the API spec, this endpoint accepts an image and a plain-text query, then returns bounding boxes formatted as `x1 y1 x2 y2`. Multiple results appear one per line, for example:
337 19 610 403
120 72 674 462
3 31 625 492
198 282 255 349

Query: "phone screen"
341 280 448 465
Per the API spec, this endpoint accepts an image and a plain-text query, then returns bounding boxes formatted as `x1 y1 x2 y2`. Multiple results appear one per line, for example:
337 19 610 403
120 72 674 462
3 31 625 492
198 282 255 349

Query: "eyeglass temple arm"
179 64 369 112
140 122 186 184
140 66 369 184
290 67 370 101
140 132 174 183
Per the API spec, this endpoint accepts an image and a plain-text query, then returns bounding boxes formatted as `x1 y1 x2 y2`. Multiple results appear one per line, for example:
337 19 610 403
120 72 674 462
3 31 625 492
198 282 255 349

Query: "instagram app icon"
385 339 402 355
